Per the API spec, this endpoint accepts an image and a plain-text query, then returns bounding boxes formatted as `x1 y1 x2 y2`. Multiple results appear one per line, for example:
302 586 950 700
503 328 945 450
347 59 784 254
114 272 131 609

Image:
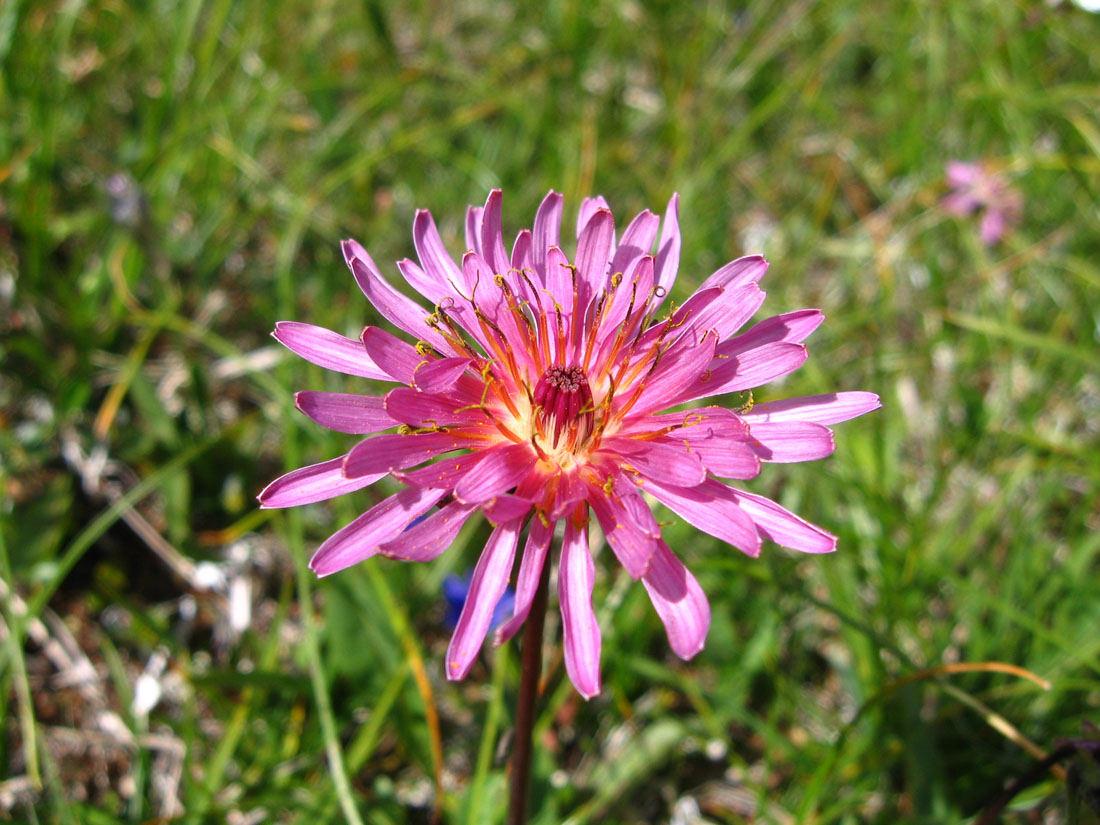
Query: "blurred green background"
2 0 1100 822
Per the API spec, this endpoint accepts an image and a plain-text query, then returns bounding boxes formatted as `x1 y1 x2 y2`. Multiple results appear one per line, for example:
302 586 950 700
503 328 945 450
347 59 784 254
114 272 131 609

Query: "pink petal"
445 518 522 680
609 210 660 278
411 356 473 393
679 283 766 341
718 309 824 358
465 205 483 258
548 470 590 521
669 430 761 480
396 256 447 305
747 421 835 462
596 254 654 352
544 246 574 360
453 442 536 504
946 161 981 187
979 209 1007 245
511 228 533 274
699 341 808 398
699 255 769 291
295 392 396 434
653 193 681 300
638 287 721 348
391 262 486 347
642 541 710 660
603 437 707 487
345 245 448 351
461 252 529 356
494 517 554 645
340 237 371 263
361 326 423 384
394 260 487 350
559 519 602 699
632 282 752 353
532 190 564 280
258 457 383 508
618 404 746 437
576 195 611 240
382 387 487 428
605 471 662 535
343 431 472 478
480 189 510 275
574 208 615 317
642 477 762 557
379 499 479 561
272 322 390 381
481 493 533 525
391 451 487 488
413 209 463 289
509 230 543 310
309 486 448 576
741 391 882 425
729 489 837 553
464 259 535 373
624 330 718 416
586 483 659 579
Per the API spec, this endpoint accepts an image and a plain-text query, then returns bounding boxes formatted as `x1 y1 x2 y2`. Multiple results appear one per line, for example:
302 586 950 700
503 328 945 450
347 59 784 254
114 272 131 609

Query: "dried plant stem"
507 555 551 825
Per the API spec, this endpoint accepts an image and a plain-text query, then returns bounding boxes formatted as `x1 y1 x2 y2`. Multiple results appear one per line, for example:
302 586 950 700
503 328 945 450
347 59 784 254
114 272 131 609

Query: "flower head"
943 161 1022 246
260 190 880 698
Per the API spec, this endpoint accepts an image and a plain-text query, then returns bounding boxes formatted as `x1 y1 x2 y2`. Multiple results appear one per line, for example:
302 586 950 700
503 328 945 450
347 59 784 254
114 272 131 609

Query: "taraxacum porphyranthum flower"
260 190 880 698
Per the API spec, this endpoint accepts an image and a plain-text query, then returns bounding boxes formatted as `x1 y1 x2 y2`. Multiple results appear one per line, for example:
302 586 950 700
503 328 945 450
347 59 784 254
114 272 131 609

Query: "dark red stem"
506 555 551 825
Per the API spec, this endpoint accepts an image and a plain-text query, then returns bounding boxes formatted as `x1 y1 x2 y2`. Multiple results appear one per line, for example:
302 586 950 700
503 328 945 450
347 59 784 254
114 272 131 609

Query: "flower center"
532 365 595 451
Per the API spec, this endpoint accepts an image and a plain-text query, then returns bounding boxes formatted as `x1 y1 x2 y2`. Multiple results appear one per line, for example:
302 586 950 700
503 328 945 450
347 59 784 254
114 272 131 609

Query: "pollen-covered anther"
532 365 595 450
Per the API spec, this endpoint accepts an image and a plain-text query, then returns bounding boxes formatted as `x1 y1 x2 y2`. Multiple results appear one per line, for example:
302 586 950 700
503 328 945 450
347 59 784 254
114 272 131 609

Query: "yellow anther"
398 422 446 435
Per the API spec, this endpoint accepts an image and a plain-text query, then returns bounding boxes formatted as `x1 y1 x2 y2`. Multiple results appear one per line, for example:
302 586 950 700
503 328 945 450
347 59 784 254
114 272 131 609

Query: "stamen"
532 365 595 450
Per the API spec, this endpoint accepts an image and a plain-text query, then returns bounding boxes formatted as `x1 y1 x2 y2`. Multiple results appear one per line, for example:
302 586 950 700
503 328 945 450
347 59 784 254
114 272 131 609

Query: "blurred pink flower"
943 161 1022 245
260 190 880 698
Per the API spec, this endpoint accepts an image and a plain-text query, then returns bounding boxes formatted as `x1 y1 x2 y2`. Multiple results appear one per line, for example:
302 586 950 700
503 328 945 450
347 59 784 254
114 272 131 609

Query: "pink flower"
943 161 1022 246
260 190 880 698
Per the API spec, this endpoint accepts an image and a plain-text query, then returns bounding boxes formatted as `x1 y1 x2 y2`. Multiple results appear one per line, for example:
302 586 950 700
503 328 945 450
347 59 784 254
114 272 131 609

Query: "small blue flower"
443 572 515 630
